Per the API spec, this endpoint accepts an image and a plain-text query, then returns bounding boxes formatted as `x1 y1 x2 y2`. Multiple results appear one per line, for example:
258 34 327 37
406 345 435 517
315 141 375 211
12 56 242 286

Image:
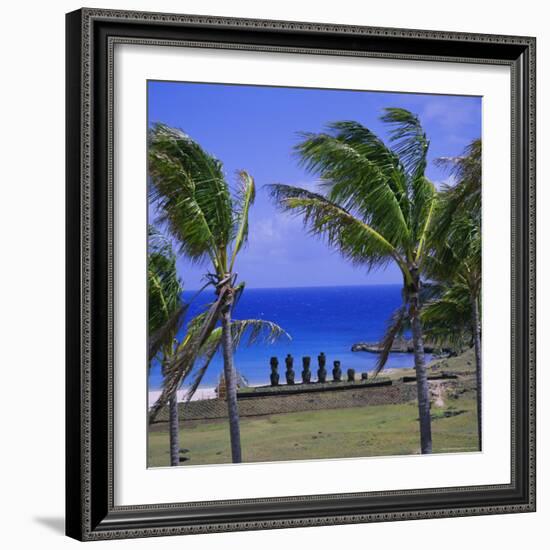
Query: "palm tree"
427 140 482 447
148 123 285 463
148 239 288 467
425 220 481 449
160 308 288 466
420 280 473 354
148 226 186 466
270 109 437 454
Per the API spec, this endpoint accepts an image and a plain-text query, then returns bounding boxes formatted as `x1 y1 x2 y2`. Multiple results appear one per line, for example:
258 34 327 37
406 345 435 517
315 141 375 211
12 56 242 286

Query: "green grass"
148 394 479 467
382 348 477 381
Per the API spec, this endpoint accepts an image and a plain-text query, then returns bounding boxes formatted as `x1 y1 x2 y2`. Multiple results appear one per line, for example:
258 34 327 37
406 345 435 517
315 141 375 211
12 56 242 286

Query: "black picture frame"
66 7 536 541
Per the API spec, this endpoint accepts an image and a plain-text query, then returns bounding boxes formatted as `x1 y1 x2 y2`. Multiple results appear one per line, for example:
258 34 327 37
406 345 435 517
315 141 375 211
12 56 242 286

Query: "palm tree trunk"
168 391 180 466
409 288 432 454
221 300 242 463
471 294 482 451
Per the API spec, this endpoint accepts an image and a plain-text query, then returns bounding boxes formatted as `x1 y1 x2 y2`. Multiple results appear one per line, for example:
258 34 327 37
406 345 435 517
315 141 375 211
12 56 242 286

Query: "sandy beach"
148 387 217 407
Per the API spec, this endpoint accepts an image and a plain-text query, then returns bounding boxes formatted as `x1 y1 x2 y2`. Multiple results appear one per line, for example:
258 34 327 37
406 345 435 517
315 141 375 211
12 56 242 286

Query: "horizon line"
182 282 402 293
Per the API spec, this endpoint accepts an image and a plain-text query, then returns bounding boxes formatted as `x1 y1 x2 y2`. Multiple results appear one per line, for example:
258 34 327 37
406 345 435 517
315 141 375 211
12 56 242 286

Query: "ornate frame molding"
66 8 536 541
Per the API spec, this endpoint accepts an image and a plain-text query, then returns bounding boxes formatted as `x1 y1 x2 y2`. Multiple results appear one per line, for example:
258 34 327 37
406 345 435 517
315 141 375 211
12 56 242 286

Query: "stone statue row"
270 353 362 386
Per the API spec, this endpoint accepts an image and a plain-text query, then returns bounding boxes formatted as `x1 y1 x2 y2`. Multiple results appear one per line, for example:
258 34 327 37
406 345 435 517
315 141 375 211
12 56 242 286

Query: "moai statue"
317 352 327 383
361 372 369 381
347 368 356 382
285 354 295 385
333 360 342 382
302 356 312 384
270 357 280 386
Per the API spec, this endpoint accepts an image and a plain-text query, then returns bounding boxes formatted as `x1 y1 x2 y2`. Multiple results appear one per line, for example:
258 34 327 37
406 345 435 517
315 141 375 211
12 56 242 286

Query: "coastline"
148 349 475 413
150 285 415 389
148 367 407 405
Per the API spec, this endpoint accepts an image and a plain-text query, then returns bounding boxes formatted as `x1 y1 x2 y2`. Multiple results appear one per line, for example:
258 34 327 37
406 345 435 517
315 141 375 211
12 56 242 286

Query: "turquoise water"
148 284 423 390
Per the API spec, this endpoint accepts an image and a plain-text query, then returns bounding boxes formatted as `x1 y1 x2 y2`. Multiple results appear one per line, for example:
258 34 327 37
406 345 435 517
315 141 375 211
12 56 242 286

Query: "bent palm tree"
148 227 186 466
270 109 437 453
159 312 287 466
148 123 286 463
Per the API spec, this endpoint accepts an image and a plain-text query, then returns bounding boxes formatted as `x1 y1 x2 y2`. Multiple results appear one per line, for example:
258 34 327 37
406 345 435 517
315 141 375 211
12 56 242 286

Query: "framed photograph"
66 8 536 541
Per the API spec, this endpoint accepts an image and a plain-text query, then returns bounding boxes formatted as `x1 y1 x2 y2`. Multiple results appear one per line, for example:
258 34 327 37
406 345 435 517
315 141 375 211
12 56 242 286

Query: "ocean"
148 284 424 391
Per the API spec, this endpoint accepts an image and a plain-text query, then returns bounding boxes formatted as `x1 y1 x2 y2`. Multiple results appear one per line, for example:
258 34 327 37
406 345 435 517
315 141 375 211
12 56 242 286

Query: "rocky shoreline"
351 337 449 354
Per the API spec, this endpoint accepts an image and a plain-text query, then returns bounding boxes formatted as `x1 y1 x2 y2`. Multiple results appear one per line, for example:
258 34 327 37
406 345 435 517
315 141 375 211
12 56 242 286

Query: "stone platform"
154 379 419 423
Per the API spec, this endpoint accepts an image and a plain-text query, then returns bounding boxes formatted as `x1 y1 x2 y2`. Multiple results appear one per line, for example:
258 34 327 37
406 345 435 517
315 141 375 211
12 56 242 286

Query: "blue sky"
148 81 481 290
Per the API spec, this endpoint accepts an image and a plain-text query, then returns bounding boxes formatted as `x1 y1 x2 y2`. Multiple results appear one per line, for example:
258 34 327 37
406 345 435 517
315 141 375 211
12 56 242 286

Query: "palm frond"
373 305 408 377
428 207 481 287
446 213 480 261
432 138 481 245
184 330 222 402
147 225 184 359
434 138 481 194
421 282 472 351
413 178 437 262
148 303 186 362
295 125 411 247
184 318 290 402
230 318 291 348
381 108 430 179
148 261 182 330
324 121 405 184
230 170 256 271
268 184 406 272
232 281 246 309
147 225 175 258
148 288 227 422
148 123 233 268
